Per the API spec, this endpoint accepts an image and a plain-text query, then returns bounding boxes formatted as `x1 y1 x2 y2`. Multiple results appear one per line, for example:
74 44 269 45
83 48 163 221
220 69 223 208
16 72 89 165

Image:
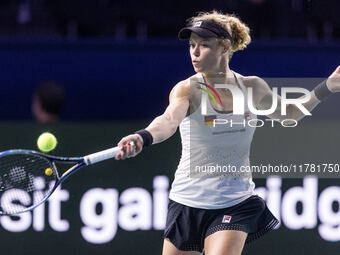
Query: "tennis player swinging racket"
115 11 340 255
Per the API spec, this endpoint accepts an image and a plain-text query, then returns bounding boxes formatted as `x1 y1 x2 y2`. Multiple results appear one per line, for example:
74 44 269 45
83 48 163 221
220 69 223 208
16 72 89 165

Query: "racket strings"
0 154 56 214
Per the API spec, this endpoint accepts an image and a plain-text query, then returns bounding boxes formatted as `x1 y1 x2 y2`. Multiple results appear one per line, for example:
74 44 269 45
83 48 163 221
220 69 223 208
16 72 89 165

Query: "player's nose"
192 46 200 56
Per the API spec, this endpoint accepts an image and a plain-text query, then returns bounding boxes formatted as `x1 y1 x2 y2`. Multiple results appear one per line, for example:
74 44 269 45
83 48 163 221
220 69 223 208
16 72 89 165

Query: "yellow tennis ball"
45 168 53 176
37 132 57 152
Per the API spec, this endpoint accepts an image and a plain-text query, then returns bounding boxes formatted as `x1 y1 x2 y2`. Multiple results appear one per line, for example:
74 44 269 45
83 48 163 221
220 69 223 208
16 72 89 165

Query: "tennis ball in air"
45 168 53 176
37 132 57 152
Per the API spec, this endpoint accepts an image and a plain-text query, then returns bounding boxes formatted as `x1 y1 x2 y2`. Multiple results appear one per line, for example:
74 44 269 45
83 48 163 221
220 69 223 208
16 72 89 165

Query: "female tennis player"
115 11 340 255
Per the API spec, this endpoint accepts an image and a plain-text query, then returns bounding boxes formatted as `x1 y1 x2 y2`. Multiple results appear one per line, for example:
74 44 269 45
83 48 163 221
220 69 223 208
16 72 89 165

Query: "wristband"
314 80 332 101
135 129 153 147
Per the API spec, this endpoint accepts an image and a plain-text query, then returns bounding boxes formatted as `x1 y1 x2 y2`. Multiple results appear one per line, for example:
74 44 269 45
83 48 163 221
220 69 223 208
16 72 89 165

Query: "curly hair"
187 10 251 57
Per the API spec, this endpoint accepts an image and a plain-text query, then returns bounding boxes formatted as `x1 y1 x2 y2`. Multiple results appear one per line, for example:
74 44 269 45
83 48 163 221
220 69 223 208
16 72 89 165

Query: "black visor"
178 20 231 40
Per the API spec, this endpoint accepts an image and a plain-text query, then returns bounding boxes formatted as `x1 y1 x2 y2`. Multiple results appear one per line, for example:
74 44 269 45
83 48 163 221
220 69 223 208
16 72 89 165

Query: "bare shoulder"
169 75 197 102
238 74 269 91
237 74 272 104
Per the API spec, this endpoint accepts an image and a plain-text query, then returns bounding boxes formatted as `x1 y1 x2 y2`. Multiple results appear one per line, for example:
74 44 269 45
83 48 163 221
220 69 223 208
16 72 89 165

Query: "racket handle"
84 147 121 165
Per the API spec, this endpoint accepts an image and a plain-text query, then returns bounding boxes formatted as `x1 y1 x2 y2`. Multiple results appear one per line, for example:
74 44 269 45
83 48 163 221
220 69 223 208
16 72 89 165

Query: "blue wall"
0 38 339 120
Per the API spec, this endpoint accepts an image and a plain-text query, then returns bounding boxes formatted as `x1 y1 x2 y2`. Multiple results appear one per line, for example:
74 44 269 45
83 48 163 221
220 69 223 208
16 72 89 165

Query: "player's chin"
194 66 208 74
193 66 202 73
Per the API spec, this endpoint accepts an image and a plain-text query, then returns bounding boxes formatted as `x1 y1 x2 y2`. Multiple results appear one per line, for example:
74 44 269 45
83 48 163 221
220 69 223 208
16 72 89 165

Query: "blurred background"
0 0 340 254
0 0 339 40
0 0 339 121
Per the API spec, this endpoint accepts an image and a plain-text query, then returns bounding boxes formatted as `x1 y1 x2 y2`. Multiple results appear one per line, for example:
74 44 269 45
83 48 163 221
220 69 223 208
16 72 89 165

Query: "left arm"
250 65 340 122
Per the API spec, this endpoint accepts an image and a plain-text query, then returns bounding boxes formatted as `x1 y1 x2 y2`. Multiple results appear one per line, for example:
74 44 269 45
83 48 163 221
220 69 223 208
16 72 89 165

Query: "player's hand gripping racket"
0 145 127 215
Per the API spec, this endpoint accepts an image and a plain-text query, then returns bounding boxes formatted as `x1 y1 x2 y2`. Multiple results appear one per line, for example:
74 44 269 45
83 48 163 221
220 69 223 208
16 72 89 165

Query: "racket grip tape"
84 147 121 165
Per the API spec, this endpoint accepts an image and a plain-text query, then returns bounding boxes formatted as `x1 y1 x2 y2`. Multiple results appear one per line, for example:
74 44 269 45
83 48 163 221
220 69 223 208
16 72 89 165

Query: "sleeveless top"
169 72 257 209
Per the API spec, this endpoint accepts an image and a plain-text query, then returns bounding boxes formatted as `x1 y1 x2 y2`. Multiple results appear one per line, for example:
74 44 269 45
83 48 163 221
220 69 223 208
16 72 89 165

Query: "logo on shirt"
196 82 223 109
204 115 217 126
222 215 232 223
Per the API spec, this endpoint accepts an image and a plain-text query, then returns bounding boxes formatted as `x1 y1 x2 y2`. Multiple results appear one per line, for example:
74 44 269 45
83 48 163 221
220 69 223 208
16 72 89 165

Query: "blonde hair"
187 10 251 56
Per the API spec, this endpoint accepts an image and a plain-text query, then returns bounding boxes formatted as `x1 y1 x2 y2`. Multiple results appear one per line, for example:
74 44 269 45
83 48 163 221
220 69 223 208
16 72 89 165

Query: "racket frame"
0 149 85 215
0 145 121 215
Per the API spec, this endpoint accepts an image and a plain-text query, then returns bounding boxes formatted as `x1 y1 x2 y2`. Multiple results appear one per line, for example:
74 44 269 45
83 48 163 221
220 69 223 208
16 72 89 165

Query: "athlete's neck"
202 68 234 86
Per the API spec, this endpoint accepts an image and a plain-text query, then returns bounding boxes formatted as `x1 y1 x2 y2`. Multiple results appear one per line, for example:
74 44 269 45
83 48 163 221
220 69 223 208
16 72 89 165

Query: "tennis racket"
0 145 124 215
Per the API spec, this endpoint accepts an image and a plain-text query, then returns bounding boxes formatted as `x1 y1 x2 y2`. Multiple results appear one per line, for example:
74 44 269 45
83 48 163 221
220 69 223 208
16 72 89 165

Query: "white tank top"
169 72 256 209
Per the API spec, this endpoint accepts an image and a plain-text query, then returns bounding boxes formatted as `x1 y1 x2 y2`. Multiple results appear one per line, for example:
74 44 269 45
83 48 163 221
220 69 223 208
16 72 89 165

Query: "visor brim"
178 27 218 40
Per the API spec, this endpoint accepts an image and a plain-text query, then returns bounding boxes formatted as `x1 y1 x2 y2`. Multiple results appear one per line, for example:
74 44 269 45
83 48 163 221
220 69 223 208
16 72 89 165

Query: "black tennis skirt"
164 195 279 252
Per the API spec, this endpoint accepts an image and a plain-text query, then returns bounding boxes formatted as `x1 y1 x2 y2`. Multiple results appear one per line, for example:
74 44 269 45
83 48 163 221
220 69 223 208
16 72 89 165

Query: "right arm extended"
115 80 190 160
